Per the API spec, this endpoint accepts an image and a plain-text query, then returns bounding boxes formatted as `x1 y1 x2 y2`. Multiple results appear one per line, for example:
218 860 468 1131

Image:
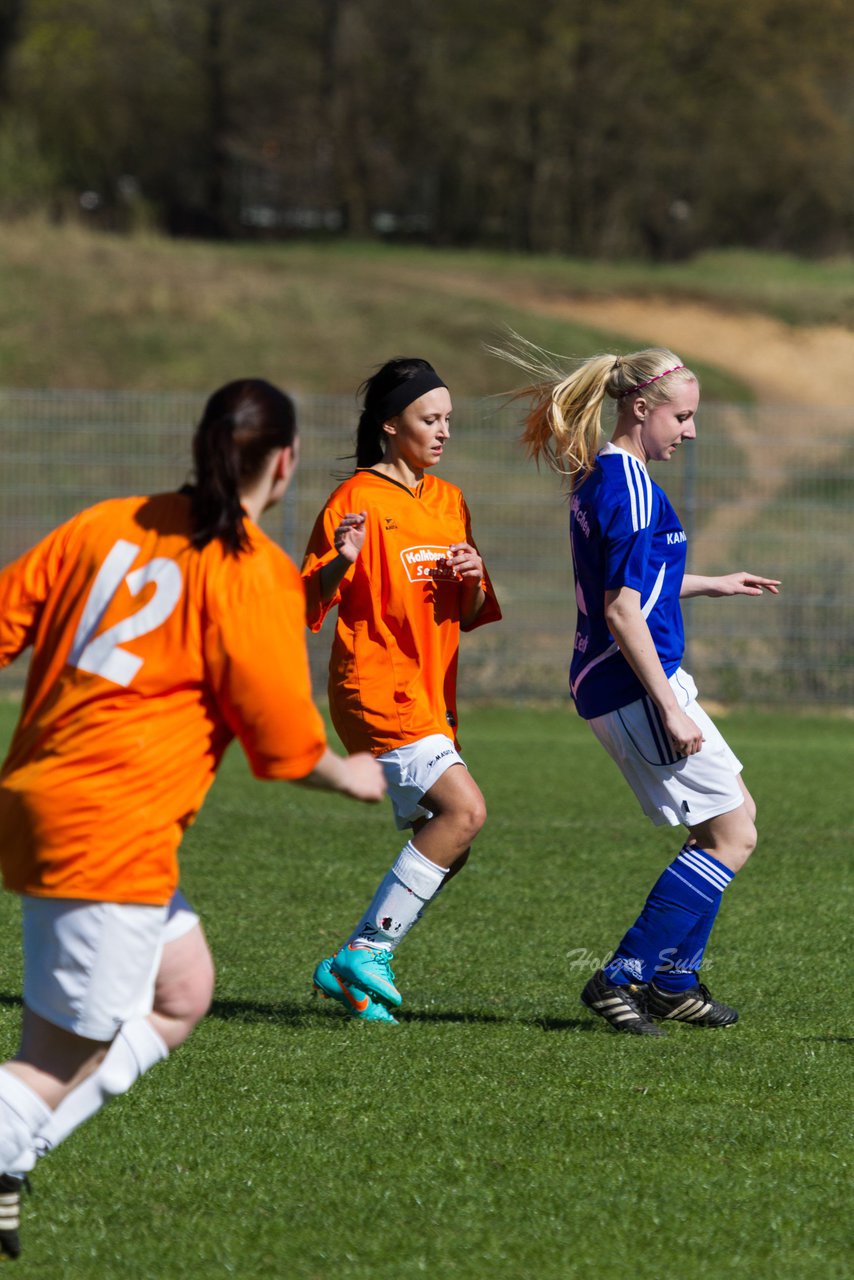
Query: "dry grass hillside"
3 220 853 404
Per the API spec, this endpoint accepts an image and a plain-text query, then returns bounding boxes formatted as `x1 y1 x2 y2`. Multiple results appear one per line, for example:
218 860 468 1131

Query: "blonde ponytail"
491 335 694 488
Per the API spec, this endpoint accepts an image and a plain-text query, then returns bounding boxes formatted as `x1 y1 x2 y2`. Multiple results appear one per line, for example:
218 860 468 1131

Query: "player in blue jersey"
502 341 780 1035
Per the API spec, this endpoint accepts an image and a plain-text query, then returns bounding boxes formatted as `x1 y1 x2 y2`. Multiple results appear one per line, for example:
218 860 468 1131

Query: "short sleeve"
205 547 327 780
0 522 71 669
601 492 653 594
300 501 356 632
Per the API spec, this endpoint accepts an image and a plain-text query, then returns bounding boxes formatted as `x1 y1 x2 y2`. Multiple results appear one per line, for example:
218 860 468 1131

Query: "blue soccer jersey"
569 443 688 719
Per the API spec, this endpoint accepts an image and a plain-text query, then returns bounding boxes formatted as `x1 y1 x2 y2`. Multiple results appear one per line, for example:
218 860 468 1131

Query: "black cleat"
580 968 665 1036
0 1173 28 1260
645 980 738 1027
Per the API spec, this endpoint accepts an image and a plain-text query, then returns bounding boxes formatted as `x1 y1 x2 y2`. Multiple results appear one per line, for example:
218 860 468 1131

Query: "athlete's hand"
707 572 781 597
333 512 367 563
339 752 386 803
447 541 483 583
297 747 384 800
662 705 705 757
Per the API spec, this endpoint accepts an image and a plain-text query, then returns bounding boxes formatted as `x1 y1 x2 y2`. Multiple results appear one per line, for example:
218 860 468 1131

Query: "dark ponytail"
355 358 442 468
190 378 297 553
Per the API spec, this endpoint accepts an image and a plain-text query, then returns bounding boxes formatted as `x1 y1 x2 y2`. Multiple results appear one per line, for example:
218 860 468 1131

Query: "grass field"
0 702 850 1278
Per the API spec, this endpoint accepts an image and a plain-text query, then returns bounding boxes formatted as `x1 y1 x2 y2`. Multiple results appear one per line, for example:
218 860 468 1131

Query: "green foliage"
0 703 850 1278
0 111 60 212
2 0 853 253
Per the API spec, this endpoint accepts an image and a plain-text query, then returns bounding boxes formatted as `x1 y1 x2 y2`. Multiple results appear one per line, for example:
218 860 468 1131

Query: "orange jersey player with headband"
0 380 384 1263
302 467 500 756
304 358 501 1023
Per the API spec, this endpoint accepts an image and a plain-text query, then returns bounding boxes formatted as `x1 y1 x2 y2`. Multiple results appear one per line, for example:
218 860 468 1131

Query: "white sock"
29 1018 168 1162
0 1068 51 1175
349 841 447 950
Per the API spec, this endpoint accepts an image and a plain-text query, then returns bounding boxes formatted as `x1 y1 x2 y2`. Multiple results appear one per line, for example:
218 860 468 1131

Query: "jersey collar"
599 441 649 471
356 468 425 498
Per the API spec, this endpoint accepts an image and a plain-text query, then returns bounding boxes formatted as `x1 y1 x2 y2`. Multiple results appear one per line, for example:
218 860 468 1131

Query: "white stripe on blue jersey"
621 451 653 531
570 561 668 699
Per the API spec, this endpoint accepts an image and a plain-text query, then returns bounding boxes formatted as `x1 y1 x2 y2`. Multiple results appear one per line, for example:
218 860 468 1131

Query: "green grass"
0 703 851 1278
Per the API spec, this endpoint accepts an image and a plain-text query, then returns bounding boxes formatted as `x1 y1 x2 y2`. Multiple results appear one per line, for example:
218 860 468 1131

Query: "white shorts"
22 889 200 1041
588 668 744 829
378 734 466 830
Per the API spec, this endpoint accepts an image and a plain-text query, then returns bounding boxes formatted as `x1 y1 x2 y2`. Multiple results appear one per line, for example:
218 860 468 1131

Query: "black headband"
376 370 448 421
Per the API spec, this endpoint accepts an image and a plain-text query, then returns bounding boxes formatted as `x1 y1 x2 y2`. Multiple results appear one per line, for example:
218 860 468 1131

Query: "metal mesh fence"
1 388 852 705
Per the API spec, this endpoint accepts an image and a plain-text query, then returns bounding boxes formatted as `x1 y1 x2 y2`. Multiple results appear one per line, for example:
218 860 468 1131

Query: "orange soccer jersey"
0 493 327 905
302 469 501 755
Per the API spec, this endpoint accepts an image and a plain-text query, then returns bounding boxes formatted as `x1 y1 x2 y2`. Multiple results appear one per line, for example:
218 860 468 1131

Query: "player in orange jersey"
0 379 385 1259
303 359 501 1019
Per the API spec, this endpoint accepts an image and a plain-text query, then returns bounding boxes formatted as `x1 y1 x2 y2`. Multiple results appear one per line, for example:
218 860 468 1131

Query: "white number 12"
69 539 183 687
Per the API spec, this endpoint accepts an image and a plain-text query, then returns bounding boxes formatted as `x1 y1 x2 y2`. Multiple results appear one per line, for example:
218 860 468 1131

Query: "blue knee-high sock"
605 846 734 986
653 886 724 993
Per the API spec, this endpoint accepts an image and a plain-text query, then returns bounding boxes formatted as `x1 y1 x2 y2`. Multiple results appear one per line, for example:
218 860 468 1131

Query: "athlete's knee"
743 822 758 864
156 967 214 1039
152 927 215 1040
693 806 757 872
736 805 758 853
186 952 216 1023
725 813 757 870
456 790 486 843
171 983 213 1035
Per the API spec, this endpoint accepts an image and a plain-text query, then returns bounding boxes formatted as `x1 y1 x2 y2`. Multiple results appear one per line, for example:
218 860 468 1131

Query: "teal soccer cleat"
312 956 398 1023
330 944 402 1008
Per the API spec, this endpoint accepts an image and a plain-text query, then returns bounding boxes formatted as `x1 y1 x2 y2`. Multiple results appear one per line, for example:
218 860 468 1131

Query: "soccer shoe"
312 957 398 1024
0 1173 28 1260
645 980 739 1027
580 968 665 1037
331 944 402 1008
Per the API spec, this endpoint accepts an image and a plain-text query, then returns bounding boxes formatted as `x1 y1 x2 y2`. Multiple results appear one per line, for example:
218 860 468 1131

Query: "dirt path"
401 269 854 563
526 294 854 409
540 295 854 559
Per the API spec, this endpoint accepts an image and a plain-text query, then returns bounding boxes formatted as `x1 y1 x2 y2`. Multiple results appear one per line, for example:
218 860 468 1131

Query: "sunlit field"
0 702 849 1279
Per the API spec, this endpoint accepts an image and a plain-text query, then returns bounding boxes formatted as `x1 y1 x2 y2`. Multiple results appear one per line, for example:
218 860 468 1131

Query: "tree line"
0 0 851 259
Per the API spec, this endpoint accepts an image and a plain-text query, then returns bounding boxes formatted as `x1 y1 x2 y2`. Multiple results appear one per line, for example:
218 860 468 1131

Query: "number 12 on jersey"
69 539 183 687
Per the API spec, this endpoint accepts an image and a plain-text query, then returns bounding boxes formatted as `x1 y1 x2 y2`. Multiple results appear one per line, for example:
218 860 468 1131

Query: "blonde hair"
491 335 697 487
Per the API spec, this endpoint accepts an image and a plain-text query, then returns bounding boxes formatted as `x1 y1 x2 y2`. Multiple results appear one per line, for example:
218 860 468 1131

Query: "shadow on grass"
400 1008 591 1031
0 990 592 1034
208 997 317 1025
209 995 592 1032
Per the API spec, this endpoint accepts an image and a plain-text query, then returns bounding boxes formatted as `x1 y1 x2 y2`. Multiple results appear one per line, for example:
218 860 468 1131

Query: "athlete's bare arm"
680 572 780 599
449 541 486 626
318 512 366 603
604 586 703 757
297 746 385 802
